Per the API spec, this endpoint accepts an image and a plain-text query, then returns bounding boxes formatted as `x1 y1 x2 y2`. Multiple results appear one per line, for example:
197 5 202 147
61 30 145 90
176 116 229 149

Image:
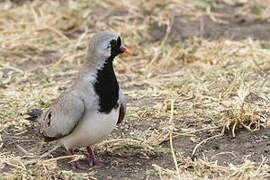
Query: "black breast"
94 59 119 114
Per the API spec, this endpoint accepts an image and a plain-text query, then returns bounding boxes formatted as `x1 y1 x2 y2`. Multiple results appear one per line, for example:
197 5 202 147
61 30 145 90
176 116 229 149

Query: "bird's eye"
110 39 117 47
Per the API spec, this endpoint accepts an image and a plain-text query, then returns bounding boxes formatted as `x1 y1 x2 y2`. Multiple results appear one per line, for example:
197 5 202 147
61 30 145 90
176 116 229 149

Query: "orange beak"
124 49 132 55
120 46 132 55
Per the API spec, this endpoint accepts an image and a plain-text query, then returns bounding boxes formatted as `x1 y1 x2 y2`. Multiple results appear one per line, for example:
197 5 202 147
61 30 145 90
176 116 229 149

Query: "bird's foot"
71 160 87 169
68 148 86 169
88 158 104 166
87 146 104 166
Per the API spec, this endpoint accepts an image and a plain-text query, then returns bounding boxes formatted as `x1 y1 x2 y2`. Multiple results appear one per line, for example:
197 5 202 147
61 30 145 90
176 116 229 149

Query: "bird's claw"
71 161 87 169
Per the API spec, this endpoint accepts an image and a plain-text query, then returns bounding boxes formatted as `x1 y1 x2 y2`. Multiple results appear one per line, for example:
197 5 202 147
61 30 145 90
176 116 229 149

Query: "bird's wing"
39 92 85 141
117 89 126 124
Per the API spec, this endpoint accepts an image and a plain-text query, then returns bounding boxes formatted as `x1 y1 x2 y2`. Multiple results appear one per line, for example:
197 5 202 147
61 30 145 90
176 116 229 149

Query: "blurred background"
0 0 270 179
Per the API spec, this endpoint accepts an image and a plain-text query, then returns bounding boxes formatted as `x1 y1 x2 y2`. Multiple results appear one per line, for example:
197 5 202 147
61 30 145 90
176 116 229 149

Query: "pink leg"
87 146 104 166
68 149 86 169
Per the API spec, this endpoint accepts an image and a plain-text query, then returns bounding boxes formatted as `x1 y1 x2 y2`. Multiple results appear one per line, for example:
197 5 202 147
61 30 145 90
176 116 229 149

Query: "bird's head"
85 31 131 69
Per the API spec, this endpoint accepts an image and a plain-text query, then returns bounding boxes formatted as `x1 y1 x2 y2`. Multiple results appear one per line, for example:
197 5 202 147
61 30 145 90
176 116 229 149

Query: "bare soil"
150 4 270 43
1 96 270 179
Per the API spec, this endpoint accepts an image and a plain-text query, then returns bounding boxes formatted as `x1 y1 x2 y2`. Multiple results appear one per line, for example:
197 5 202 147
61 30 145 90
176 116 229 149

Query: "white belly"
59 107 119 149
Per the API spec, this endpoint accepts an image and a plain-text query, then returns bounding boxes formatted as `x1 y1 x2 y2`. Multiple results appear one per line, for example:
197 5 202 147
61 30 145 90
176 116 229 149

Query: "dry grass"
0 0 270 179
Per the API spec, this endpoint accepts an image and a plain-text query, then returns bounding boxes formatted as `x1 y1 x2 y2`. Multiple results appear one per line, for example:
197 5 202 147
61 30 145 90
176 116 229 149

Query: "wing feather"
117 89 126 124
39 92 85 141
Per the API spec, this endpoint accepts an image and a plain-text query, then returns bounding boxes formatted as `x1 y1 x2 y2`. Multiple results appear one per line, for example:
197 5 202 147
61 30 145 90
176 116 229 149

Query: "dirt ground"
1 1 270 179
1 115 269 179
150 5 270 43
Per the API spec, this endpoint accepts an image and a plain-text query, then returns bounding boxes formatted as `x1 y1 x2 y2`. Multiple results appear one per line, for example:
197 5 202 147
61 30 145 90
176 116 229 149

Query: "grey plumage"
26 31 130 168
39 91 85 140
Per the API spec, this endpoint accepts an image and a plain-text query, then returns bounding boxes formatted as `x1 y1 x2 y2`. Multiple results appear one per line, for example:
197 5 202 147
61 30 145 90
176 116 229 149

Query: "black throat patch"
94 58 119 114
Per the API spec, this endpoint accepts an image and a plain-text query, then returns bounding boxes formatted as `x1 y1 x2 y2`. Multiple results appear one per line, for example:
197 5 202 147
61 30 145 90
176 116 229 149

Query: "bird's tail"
25 109 43 121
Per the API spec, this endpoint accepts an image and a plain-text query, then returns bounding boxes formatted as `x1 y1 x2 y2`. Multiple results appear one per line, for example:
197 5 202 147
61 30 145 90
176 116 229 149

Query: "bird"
26 31 131 169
